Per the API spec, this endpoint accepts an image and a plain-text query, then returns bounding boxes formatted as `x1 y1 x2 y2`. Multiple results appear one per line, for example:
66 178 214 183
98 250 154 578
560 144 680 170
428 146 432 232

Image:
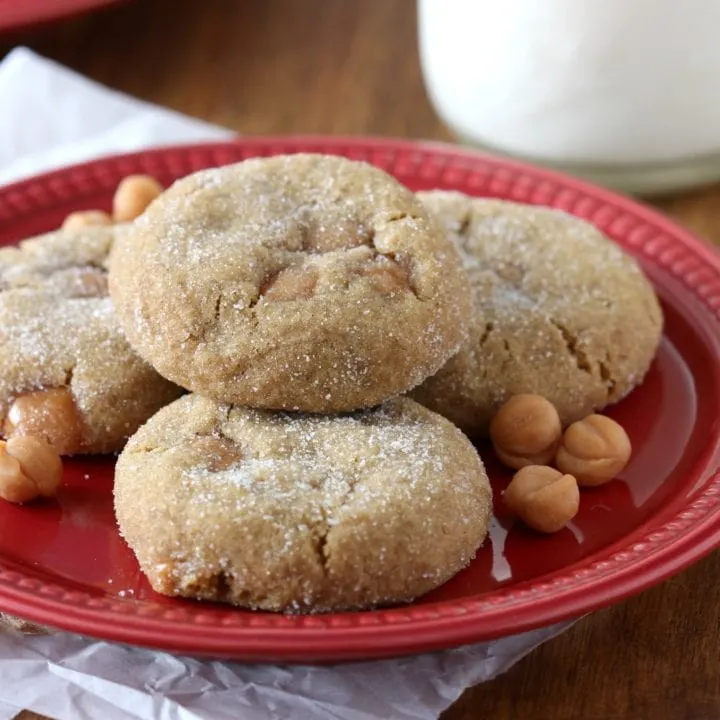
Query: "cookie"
109 154 472 412
411 192 663 436
114 394 492 612
0 222 116 295
0 226 182 454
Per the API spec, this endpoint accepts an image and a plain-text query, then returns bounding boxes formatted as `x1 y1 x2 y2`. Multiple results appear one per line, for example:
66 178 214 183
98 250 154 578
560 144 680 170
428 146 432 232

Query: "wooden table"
3 1 720 718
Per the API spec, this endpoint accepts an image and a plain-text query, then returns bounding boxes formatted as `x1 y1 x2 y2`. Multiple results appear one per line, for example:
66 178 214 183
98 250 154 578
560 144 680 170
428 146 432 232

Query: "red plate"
0 0 127 35
0 138 719 663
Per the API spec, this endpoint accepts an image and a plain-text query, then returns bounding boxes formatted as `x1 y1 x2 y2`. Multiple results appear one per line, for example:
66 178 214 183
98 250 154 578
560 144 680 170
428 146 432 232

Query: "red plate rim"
0 0 127 35
0 136 719 661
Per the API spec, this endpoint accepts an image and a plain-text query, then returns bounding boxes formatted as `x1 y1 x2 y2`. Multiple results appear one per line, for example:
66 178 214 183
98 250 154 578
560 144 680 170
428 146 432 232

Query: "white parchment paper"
0 47 575 719
0 621 573 720
0 47 234 186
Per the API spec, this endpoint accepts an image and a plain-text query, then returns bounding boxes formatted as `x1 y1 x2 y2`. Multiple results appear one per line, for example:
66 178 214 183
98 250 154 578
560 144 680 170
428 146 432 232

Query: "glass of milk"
418 0 720 194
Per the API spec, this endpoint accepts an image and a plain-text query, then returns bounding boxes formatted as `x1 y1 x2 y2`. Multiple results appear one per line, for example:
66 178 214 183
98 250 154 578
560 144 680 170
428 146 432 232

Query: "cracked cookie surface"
109 154 472 411
0 226 182 454
114 394 492 612
411 192 663 436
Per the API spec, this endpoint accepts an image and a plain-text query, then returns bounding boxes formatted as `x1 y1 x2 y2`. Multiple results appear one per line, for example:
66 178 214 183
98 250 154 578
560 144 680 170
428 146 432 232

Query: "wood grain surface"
2 1 720 718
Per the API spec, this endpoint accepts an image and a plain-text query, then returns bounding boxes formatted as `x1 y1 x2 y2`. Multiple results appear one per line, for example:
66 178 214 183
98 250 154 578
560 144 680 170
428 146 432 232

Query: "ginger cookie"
109 154 472 411
114 394 492 612
0 226 182 455
412 192 663 436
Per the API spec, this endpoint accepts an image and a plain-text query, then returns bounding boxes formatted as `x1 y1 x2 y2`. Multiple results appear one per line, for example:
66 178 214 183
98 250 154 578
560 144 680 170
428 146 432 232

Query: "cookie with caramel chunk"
0 226 182 454
109 154 472 412
114 394 492 612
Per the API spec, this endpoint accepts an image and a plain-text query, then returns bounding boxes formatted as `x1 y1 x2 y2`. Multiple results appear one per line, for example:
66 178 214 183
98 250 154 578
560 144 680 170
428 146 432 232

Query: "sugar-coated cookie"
412 192 663 436
0 226 182 454
109 154 472 411
114 394 492 612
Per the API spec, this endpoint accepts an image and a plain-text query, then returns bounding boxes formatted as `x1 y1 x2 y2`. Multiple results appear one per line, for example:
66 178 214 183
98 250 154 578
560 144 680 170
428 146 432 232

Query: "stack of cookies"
0 151 663 613
107 154 494 612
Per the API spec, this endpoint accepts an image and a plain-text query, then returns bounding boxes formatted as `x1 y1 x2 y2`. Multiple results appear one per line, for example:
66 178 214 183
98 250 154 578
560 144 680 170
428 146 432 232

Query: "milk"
419 0 720 193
